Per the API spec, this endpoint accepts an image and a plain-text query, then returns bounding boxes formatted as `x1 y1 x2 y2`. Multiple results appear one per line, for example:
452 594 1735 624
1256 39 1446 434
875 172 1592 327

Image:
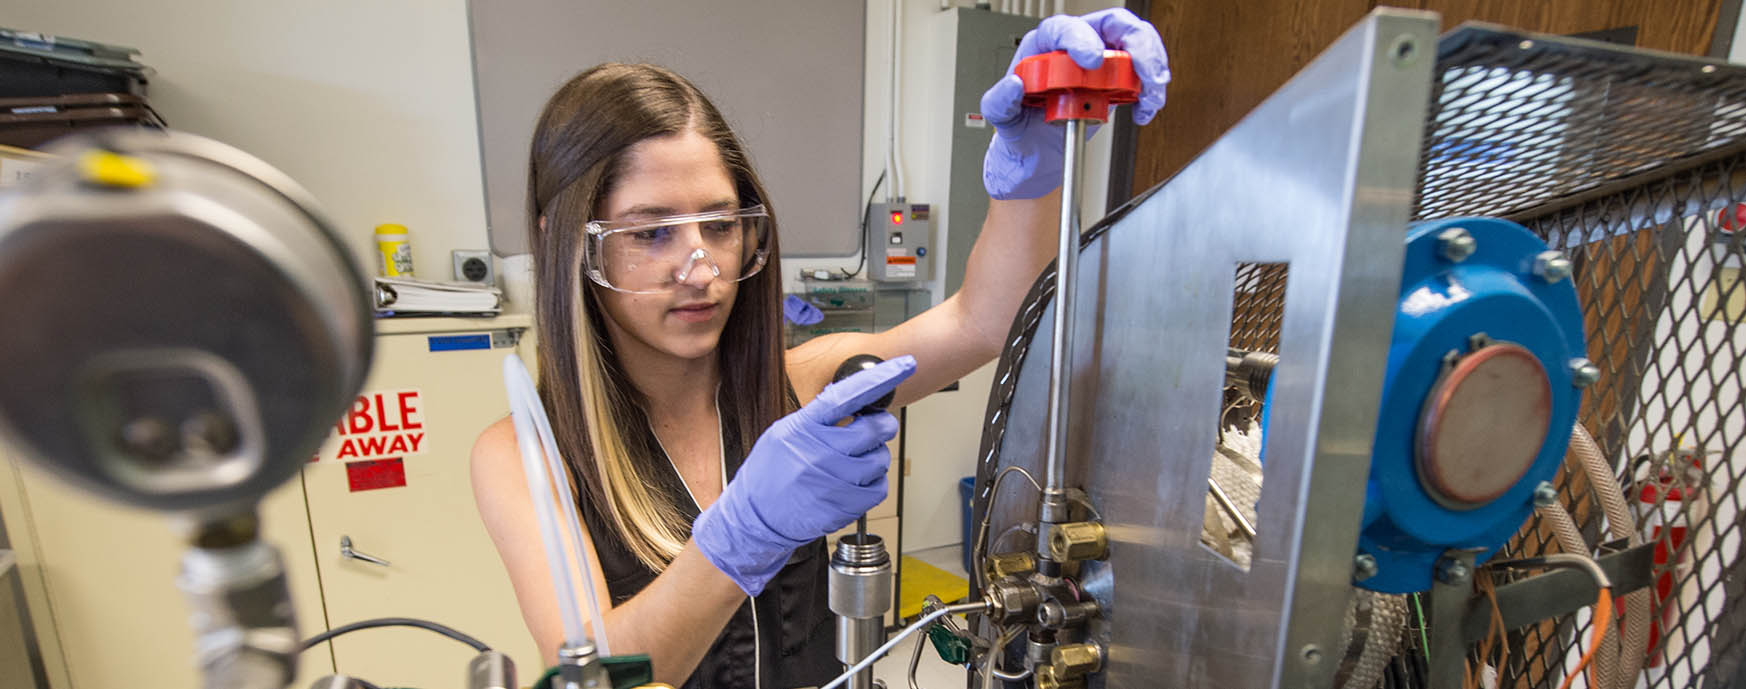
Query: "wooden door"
1130 0 1728 197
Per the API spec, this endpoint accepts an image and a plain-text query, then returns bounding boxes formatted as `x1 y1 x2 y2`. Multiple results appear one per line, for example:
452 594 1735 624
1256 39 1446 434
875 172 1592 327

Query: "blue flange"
1354 217 1587 593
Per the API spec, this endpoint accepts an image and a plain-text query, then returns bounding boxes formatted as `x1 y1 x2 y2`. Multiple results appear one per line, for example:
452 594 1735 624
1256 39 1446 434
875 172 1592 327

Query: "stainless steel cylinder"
178 535 299 689
830 534 892 689
836 615 884 681
828 535 893 618
467 650 517 689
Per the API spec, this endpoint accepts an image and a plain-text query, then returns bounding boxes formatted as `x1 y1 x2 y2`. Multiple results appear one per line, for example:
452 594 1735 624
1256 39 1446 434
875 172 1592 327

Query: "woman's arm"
470 418 743 685
788 9 1168 409
787 191 1061 407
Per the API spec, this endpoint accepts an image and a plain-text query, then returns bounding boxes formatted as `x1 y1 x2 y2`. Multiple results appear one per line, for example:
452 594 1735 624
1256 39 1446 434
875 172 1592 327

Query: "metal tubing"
1044 118 1086 512
1207 477 1258 540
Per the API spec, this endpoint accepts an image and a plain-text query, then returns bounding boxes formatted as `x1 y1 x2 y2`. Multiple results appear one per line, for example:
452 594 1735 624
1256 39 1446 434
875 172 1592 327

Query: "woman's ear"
538 215 547 234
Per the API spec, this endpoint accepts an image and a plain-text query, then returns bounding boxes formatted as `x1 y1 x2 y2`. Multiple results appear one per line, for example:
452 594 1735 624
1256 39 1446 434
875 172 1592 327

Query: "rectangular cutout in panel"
1201 262 1289 571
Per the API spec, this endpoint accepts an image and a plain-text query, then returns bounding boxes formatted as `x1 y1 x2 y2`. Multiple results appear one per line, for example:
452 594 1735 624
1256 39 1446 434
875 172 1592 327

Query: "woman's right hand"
693 355 917 595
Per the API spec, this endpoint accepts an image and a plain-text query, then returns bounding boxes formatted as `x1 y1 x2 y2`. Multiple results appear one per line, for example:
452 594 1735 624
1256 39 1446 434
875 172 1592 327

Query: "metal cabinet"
0 446 331 689
301 316 541 687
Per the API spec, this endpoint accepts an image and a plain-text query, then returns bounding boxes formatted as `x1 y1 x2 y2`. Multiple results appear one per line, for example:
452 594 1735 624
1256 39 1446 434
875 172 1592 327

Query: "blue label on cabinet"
427 334 491 352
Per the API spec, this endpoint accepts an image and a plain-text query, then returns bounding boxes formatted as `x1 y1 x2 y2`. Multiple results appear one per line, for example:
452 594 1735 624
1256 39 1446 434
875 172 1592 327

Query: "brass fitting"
1052 643 1105 678
1047 522 1109 562
1034 664 1084 689
984 551 1036 582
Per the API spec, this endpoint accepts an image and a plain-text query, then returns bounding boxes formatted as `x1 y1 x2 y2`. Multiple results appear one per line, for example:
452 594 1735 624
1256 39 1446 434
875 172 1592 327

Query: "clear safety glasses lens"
583 206 771 294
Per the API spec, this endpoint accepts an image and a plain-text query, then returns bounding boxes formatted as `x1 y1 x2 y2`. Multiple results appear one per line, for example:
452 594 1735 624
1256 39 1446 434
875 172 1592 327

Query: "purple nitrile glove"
981 8 1171 200
693 355 917 595
784 294 824 326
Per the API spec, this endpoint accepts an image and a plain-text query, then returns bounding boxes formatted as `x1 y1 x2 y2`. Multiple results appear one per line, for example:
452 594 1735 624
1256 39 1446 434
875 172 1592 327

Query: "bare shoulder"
470 416 527 513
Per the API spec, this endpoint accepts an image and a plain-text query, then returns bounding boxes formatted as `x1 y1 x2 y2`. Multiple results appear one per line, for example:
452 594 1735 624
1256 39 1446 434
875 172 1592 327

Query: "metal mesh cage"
1424 26 1746 689
1221 23 1746 688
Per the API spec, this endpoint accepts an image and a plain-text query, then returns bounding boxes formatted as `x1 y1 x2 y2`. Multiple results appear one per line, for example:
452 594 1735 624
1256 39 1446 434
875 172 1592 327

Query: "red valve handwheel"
1015 50 1141 123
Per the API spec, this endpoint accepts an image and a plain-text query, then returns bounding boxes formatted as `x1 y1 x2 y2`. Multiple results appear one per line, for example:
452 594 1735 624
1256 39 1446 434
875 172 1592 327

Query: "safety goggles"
582 205 772 294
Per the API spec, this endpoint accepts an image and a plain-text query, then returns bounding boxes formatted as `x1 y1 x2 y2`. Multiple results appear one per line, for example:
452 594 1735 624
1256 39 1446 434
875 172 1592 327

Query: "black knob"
832 354 895 415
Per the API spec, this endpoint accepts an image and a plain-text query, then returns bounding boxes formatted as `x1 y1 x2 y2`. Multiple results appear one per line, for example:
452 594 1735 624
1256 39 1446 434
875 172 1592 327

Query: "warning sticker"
346 458 408 492
315 389 428 463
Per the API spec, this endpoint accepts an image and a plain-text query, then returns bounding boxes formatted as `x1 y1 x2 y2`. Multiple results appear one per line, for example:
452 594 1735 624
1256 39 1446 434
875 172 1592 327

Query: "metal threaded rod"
1044 118 1087 512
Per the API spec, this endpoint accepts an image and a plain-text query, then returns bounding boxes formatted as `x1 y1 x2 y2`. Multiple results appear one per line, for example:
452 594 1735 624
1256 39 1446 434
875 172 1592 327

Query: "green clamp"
537 654 655 689
926 623 973 666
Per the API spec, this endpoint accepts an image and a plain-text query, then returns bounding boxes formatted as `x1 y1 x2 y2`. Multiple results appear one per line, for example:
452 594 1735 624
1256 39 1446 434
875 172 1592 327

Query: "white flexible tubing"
503 353 612 657
1569 425 1650 689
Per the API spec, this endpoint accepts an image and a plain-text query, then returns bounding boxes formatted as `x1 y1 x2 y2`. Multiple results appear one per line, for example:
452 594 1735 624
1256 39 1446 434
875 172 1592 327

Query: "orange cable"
1557 587 1615 689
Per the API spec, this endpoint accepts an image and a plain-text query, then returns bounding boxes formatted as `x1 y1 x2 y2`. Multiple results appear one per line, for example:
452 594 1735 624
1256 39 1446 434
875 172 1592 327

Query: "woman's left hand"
981 8 1171 200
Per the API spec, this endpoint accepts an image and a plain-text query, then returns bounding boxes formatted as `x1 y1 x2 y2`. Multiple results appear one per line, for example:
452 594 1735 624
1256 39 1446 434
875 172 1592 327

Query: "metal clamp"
339 535 389 567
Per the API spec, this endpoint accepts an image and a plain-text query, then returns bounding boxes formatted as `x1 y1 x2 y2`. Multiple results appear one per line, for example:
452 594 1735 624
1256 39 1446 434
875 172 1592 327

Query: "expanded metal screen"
1427 26 1746 689
1225 24 1746 689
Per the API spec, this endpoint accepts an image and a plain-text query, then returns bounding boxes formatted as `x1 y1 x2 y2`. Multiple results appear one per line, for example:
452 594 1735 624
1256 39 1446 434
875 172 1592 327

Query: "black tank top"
579 399 840 689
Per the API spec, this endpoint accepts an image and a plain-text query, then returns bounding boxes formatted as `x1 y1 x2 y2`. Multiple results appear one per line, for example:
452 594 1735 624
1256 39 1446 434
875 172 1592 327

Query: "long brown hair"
527 63 790 571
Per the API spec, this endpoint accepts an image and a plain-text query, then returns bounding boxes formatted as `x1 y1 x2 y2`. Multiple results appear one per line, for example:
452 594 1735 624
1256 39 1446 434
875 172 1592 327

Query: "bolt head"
1353 553 1379 581
1301 645 1323 665
1533 481 1558 508
1438 228 1477 262
1435 557 1472 585
1569 358 1601 387
1534 251 1573 283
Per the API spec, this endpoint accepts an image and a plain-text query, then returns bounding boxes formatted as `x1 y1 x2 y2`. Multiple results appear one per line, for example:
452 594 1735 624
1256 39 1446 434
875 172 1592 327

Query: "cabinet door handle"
339 535 390 567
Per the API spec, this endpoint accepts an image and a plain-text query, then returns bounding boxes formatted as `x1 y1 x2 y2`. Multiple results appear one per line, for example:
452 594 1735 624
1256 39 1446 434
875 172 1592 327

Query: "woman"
470 10 1169 687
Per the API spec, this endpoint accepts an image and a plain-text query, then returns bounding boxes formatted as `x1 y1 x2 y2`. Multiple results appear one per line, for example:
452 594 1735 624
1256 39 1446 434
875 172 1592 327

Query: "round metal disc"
1417 342 1552 508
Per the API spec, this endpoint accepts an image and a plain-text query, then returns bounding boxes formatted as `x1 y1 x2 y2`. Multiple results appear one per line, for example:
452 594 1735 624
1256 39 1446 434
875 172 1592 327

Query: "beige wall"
6 0 491 282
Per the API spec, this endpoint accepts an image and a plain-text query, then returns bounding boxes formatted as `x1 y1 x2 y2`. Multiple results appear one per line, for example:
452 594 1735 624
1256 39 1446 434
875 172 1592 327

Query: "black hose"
300 617 490 653
846 170 887 278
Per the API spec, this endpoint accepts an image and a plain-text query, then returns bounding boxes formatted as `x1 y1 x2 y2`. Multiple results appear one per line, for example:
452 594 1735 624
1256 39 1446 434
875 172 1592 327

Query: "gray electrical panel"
946 9 1040 295
866 201 933 283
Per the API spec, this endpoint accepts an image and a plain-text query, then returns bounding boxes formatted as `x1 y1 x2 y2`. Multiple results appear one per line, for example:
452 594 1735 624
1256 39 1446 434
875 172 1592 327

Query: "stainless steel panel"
973 9 1437 688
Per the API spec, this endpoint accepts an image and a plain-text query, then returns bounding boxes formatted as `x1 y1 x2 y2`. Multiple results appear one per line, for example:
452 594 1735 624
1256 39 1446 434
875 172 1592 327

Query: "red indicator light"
891 211 904 225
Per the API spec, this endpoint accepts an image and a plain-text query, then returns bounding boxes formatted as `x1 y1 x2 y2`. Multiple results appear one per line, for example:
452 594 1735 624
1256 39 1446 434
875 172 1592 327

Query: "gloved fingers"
980 74 1029 133
810 412 900 456
1012 16 1106 72
1078 8 1171 125
799 355 917 426
845 475 890 514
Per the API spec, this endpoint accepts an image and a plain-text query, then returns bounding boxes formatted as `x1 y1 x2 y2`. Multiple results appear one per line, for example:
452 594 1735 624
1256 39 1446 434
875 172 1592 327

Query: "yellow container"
374 223 414 277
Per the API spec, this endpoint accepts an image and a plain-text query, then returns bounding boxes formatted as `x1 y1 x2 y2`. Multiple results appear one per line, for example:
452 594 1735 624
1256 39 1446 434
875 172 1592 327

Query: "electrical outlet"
452 250 495 285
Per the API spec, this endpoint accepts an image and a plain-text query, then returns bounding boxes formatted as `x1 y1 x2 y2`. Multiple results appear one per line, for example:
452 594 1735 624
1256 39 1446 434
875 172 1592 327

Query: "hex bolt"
1435 556 1472 585
1534 251 1573 283
1533 481 1558 508
1354 553 1379 581
1052 644 1104 678
1048 522 1109 562
1438 228 1477 262
1569 358 1601 388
